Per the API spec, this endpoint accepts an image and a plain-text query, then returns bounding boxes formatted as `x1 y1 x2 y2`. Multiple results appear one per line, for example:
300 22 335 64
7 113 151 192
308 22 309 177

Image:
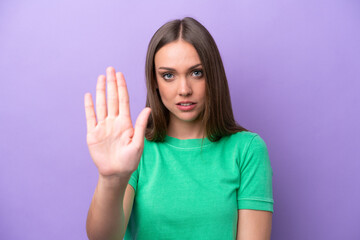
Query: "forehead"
154 40 201 68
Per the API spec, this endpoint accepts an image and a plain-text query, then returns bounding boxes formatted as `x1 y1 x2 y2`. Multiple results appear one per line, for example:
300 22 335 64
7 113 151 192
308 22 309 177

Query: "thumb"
132 107 152 148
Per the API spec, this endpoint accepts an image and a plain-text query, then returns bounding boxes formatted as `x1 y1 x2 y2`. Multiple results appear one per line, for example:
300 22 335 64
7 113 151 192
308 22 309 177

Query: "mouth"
176 101 196 106
176 101 197 111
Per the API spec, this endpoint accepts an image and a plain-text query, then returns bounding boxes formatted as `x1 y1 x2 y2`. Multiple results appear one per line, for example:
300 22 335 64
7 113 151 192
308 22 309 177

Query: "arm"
84 67 150 240
236 209 273 240
86 175 130 240
236 134 274 239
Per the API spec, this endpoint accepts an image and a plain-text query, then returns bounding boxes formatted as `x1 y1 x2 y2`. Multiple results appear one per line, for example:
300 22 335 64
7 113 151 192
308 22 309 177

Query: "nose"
178 76 192 97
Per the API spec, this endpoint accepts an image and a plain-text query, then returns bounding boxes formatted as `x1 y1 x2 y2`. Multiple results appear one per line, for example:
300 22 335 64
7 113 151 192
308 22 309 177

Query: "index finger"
116 72 131 119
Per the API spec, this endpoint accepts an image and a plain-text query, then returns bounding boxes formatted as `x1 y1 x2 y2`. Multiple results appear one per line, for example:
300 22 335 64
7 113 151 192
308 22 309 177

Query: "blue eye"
192 70 203 78
162 73 174 80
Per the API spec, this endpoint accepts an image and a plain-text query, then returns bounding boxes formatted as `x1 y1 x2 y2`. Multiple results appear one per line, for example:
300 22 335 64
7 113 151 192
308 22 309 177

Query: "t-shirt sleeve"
237 134 274 213
128 166 139 192
127 139 147 192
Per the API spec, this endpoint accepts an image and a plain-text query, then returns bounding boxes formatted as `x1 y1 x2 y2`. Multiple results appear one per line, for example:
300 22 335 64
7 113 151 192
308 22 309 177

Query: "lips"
176 101 196 105
176 101 197 111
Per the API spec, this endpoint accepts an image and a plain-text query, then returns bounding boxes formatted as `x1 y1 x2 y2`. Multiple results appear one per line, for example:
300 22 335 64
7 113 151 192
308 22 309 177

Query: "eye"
192 70 203 78
162 73 174 80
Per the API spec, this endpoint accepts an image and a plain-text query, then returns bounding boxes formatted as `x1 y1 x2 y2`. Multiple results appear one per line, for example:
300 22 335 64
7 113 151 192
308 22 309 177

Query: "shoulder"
223 131 269 160
143 137 158 145
142 137 164 152
225 131 266 148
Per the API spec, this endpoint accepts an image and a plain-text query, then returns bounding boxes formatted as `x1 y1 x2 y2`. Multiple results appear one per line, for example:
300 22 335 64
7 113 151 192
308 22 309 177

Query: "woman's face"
154 40 206 124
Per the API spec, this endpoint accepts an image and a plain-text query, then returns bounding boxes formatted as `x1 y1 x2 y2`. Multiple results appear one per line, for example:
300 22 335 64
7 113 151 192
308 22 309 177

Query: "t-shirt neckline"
164 135 213 148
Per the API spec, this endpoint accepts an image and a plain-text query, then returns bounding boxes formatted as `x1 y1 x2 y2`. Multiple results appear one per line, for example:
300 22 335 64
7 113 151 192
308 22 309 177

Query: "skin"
84 67 151 240
154 40 206 139
85 40 272 239
154 40 273 239
237 209 273 240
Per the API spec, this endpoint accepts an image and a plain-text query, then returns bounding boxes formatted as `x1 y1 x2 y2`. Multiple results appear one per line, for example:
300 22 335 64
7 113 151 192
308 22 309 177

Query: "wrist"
98 174 131 190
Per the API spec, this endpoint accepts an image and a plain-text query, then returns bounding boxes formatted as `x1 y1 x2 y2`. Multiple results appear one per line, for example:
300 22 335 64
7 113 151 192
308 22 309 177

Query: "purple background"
1 0 359 239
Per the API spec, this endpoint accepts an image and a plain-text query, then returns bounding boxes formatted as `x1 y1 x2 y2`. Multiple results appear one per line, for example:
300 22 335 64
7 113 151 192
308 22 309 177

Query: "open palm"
84 67 151 178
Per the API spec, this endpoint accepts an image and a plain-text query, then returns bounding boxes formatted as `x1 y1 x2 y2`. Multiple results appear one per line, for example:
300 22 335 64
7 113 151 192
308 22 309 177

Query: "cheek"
199 82 206 101
158 82 176 98
157 86 172 104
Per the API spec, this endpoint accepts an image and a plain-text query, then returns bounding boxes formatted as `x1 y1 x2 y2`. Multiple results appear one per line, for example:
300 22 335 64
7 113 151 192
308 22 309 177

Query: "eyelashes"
160 69 204 81
162 73 174 80
192 70 203 78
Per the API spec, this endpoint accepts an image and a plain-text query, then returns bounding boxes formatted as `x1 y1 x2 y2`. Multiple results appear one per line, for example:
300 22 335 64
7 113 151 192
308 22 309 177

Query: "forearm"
86 175 130 240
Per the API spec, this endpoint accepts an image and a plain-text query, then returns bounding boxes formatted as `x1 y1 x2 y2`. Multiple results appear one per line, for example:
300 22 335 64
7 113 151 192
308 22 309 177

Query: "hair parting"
145 17 249 142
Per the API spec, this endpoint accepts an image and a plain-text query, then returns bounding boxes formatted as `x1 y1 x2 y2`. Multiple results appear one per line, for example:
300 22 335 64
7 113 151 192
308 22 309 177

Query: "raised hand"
84 67 151 178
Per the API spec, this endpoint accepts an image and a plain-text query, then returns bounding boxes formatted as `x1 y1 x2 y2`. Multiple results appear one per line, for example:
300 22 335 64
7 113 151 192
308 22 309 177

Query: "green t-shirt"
124 131 274 240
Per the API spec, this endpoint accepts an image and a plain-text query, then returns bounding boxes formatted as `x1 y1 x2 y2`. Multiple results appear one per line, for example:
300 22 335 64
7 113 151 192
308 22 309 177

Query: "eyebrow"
158 63 202 71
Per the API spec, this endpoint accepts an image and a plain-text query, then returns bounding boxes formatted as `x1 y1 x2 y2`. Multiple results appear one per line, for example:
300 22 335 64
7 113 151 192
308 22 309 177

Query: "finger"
106 66 119 117
116 72 131 119
96 74 107 121
132 108 151 148
84 93 96 133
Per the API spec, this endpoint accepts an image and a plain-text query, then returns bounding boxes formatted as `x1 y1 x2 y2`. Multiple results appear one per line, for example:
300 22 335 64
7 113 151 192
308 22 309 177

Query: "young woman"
85 17 274 240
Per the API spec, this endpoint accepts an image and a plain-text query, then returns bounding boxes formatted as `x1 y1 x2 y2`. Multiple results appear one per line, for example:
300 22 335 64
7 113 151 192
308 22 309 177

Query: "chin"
173 112 202 123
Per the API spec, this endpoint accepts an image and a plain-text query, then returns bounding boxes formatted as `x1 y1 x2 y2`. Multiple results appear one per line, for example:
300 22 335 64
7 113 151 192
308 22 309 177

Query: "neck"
167 116 205 139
